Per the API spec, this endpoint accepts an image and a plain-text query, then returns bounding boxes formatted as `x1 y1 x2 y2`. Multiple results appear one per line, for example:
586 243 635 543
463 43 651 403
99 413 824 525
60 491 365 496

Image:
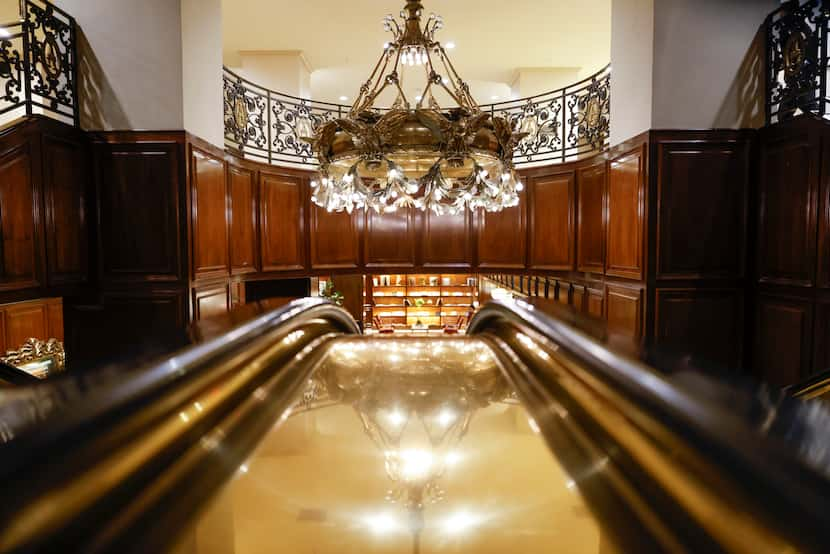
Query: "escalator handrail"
468 299 830 550
0 297 361 552
0 297 360 473
787 368 830 399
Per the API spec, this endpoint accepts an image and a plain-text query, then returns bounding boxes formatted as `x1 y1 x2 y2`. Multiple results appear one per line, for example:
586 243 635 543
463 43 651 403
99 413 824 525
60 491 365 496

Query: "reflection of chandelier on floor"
297 0 526 215
303 339 512 552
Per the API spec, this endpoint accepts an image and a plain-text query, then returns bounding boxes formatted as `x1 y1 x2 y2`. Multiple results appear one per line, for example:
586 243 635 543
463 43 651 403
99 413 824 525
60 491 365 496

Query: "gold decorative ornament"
41 35 61 80
1 337 66 378
298 0 526 215
784 32 806 78
233 95 248 133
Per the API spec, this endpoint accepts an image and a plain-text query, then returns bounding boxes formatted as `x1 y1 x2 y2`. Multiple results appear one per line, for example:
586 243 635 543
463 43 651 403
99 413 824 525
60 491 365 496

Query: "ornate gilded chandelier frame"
299 0 527 216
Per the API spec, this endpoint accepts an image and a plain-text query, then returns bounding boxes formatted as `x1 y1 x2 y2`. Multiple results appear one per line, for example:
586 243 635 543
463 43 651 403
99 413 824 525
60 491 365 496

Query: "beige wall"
651 0 778 129
610 0 654 144
55 0 184 131
236 51 311 98
0 0 20 24
511 68 581 99
182 0 224 146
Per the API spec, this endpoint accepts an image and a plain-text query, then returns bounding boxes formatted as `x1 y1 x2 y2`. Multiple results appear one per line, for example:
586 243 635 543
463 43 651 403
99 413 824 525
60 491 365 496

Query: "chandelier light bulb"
516 181 524 191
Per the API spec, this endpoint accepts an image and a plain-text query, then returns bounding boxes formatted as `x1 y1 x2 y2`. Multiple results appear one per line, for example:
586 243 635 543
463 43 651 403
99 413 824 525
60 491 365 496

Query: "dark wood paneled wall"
753 116 830 386
0 117 91 364
29 117 792 385
649 130 754 370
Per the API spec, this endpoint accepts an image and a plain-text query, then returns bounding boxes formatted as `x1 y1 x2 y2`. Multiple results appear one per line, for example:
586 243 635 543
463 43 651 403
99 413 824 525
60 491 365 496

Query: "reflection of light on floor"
364 512 401 535
437 408 456 426
442 510 481 534
386 409 406 427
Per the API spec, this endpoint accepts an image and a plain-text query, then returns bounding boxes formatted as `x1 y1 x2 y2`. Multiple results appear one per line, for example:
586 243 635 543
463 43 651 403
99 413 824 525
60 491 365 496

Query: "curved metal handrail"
788 369 830 400
0 297 360 553
467 299 830 552
223 63 610 167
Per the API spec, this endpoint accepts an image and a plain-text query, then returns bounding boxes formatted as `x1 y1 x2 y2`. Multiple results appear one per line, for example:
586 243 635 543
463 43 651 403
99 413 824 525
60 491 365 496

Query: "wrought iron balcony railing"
766 0 830 124
223 64 610 168
0 0 78 127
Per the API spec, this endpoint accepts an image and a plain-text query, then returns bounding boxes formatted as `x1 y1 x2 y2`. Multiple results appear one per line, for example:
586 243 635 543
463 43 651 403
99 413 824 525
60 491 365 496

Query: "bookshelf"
369 274 477 329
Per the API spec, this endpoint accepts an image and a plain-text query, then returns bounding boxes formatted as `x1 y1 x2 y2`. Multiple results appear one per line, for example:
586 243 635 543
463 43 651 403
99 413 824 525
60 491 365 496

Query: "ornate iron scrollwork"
223 76 267 152
0 37 23 109
223 64 610 168
0 0 78 125
567 71 610 151
767 0 830 123
25 0 76 116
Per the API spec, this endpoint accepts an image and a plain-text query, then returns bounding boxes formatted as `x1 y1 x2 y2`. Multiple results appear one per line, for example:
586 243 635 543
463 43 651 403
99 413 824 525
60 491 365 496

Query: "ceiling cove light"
297 0 525 215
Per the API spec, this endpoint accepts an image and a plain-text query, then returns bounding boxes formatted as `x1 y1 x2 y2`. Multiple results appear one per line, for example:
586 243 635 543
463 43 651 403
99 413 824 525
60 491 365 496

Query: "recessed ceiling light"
491 95 500 100
445 41 456 49
339 96 348 101
0 28 10 38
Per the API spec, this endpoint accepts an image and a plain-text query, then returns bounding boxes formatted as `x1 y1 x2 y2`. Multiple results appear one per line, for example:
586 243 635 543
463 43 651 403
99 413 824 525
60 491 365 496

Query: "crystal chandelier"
298 0 526 215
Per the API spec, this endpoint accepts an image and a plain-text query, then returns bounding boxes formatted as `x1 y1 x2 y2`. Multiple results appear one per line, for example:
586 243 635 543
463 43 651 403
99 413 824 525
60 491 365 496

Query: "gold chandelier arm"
414 57 434 108
352 48 395 115
435 46 479 111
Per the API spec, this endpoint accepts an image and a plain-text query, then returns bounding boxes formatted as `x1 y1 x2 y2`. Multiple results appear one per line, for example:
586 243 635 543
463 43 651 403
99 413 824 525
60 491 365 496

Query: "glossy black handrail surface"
0 297 360 553
468 298 830 553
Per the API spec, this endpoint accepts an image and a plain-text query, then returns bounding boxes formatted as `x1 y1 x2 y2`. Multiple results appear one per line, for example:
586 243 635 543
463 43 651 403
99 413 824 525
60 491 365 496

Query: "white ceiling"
222 0 611 104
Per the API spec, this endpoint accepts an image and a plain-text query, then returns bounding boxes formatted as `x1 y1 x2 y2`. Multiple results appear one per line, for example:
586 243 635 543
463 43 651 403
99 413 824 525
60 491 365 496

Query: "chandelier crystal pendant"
298 0 526 215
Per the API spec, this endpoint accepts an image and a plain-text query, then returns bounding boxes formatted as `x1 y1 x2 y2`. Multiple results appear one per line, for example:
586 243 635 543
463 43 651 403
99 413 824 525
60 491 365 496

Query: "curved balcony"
222 64 610 168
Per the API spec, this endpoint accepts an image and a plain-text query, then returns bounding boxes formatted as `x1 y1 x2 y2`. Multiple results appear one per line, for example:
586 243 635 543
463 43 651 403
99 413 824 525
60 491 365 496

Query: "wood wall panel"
101 288 187 335
259 173 305 272
190 147 228 278
477 193 526 269
310 205 360 270
192 282 230 321
757 132 816 286
43 135 87 286
811 301 830 374
755 294 812 386
655 288 744 368
331 274 364 325
577 163 606 273
556 281 571 304
5 301 48 350
365 208 416 268
606 284 643 339
607 149 644 280
572 284 586 312
421 210 472 268
0 146 40 290
587 287 604 318
46 299 63 341
656 141 749 280
228 165 258 274
529 171 574 270
0 297 63 353
98 144 183 283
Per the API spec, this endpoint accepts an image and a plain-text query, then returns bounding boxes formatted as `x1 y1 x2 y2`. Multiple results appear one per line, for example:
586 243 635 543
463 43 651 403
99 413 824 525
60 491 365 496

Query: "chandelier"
297 0 526 215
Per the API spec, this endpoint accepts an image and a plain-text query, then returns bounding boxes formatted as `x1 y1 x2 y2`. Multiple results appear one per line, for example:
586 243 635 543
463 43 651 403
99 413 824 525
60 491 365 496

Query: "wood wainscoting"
0 116 741 382
82 128 758 377
753 116 830 386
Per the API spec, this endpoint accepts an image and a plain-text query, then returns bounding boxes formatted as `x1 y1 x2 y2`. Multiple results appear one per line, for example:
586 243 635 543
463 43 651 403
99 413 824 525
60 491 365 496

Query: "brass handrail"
0 297 359 553
467 299 830 553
